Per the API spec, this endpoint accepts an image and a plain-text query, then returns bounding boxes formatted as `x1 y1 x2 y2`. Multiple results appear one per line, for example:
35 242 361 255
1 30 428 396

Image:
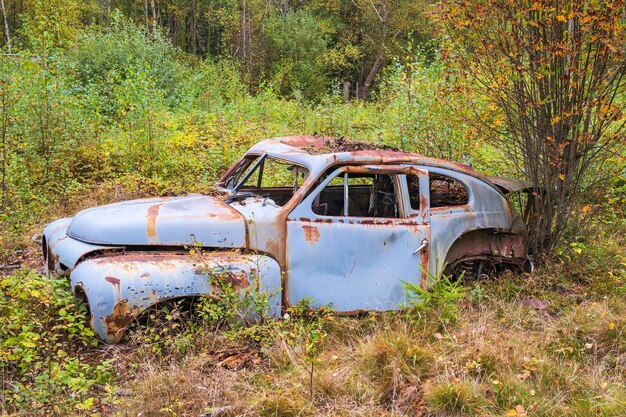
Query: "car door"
285 165 431 311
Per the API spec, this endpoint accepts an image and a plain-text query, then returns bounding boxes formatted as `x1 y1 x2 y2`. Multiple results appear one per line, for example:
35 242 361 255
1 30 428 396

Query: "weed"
423 380 483 416
403 268 467 327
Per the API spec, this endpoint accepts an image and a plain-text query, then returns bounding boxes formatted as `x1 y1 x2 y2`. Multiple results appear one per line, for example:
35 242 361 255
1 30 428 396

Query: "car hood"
67 195 246 247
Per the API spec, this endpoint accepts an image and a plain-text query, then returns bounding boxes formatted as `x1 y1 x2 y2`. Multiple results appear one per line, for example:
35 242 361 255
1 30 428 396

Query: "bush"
0 270 113 413
70 11 188 115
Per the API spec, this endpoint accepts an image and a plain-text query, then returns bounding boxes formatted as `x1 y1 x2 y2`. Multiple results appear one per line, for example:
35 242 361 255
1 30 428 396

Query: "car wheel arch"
443 228 528 279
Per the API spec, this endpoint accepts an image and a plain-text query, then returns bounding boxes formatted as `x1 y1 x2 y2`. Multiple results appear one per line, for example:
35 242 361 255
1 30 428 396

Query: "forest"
0 0 625 416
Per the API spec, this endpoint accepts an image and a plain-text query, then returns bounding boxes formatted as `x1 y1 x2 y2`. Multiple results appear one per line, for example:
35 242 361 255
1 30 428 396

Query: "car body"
43 136 530 343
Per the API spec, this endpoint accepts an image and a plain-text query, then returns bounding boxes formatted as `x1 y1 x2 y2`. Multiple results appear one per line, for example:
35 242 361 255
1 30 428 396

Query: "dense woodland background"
0 1 624 416
0 0 432 100
0 0 484 242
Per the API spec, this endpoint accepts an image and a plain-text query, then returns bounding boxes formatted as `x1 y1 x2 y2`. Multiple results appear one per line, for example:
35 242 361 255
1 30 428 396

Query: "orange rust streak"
146 204 162 243
206 211 240 221
105 276 122 299
420 194 429 223
302 225 320 243
105 276 120 286
226 271 250 289
275 136 329 147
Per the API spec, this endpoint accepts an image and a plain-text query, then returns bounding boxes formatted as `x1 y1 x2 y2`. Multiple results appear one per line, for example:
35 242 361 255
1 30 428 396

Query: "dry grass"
111 230 625 417
2 221 624 416
116 295 625 416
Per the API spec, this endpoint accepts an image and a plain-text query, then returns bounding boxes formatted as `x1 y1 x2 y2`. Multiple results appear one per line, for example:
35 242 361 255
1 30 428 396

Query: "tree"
21 0 85 51
266 10 329 98
350 0 432 99
436 0 626 257
1 0 10 52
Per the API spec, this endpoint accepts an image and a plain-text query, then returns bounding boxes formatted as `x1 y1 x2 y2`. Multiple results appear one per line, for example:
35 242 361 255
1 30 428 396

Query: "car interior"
312 173 399 218
226 155 310 206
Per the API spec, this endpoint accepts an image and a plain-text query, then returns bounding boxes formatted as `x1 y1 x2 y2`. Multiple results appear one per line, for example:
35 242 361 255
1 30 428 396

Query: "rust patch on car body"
93 252 187 263
105 276 120 286
103 299 140 343
221 270 250 290
302 225 320 243
299 137 400 155
419 245 430 290
146 203 162 243
419 194 429 223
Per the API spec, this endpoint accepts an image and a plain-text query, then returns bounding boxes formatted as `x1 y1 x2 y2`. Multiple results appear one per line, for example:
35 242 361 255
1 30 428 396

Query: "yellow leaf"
600 104 610 115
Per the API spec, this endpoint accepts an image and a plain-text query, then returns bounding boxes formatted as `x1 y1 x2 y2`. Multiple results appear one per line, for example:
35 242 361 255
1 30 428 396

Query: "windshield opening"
224 155 310 206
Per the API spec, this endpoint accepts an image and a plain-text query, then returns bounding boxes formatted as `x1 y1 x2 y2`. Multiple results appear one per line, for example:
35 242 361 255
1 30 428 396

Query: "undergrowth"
0 271 114 414
1 226 624 416
115 226 625 417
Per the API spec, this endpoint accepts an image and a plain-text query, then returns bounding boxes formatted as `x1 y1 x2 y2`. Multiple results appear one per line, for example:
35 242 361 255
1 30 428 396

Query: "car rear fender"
444 228 528 272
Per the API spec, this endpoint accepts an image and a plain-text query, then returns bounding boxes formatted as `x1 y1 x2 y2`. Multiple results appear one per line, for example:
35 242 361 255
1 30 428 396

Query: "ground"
1 221 624 416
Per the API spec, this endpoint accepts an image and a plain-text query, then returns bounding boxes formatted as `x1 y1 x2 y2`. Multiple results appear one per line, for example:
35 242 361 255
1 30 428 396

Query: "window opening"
225 155 309 206
407 173 469 209
312 173 399 218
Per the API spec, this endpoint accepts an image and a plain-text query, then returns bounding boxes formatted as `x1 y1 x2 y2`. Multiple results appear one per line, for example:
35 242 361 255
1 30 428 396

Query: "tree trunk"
358 48 385 100
144 0 150 34
241 0 247 64
197 16 207 56
106 0 111 26
191 0 197 55
0 82 7 202
150 0 158 39
0 0 10 53
342 80 350 102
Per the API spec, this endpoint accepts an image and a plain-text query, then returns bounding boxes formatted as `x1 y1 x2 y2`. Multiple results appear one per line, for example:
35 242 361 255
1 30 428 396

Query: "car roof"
247 136 485 178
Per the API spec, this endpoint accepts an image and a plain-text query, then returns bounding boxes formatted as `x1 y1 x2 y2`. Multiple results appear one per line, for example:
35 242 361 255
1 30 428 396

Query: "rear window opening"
408 173 469 209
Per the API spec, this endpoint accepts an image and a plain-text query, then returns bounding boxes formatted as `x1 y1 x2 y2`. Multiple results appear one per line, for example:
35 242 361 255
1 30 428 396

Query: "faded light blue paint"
43 136 529 343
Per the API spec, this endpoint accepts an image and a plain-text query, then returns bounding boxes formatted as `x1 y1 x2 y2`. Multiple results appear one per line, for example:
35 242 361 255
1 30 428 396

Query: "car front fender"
70 252 282 343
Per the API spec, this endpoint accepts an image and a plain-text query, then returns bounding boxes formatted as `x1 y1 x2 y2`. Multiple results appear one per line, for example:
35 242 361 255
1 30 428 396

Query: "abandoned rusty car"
43 136 532 343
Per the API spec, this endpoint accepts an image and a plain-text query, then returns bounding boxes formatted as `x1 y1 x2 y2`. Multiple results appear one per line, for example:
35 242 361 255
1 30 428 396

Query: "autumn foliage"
435 0 626 256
